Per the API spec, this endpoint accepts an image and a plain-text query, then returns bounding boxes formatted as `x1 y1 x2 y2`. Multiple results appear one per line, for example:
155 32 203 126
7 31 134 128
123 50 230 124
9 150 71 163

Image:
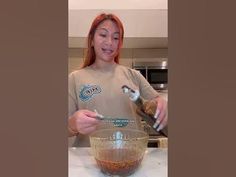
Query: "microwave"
132 59 168 90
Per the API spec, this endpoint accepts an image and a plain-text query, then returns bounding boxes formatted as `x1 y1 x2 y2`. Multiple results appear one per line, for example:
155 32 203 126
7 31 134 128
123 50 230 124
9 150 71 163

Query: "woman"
68 13 167 147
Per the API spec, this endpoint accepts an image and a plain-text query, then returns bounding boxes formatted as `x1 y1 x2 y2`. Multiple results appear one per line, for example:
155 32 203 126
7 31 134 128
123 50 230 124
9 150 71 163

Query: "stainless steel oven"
132 59 168 90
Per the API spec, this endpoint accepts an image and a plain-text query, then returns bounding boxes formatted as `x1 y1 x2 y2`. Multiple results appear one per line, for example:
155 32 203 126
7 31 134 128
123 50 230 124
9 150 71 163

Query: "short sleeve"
68 72 78 117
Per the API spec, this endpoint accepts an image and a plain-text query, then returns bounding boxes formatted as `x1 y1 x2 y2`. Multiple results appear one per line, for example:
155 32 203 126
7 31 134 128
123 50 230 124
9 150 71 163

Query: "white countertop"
69 147 168 177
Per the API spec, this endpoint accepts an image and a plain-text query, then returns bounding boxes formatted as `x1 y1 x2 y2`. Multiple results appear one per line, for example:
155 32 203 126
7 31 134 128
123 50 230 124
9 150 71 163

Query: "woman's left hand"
154 96 168 131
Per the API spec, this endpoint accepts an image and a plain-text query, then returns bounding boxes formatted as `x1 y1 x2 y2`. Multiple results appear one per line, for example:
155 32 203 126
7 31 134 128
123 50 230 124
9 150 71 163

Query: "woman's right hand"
68 109 100 136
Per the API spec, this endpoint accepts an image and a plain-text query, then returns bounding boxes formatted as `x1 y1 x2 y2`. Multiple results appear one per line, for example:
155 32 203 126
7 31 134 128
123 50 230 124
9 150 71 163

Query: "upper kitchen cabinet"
68 0 168 49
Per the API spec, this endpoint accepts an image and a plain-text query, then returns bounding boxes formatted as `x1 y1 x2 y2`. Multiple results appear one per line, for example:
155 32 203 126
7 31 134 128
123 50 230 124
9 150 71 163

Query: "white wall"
69 0 168 39
69 0 167 10
69 9 167 38
69 0 168 48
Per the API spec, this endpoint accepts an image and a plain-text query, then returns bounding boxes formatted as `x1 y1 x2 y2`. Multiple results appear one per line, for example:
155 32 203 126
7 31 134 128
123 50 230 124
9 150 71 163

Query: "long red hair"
81 13 124 68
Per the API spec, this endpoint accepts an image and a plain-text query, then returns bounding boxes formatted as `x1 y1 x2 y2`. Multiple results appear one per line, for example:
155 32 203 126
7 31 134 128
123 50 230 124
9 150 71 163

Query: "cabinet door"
119 58 133 68
68 57 83 73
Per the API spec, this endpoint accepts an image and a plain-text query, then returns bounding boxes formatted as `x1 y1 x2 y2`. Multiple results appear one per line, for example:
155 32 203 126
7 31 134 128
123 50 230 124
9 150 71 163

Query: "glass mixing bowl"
89 128 148 176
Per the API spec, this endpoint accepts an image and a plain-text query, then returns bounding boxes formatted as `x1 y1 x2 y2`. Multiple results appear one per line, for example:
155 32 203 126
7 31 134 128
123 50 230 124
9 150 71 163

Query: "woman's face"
93 20 120 63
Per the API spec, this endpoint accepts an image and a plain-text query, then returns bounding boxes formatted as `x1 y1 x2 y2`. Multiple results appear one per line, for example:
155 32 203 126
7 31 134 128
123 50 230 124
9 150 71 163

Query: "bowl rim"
89 128 149 141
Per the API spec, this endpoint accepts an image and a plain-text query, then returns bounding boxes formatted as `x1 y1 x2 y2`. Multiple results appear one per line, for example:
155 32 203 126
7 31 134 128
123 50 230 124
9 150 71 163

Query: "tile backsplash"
68 48 168 73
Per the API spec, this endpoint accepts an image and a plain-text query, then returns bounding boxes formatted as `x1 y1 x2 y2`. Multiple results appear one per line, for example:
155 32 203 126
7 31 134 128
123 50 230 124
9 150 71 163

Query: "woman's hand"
68 109 100 136
154 96 168 131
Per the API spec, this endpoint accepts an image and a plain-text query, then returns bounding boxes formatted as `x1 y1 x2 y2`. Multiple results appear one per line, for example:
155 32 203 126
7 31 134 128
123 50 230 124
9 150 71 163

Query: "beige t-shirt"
68 63 159 146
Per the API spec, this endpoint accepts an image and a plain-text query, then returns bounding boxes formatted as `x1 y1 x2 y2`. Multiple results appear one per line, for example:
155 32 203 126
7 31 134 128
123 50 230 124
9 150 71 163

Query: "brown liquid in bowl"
95 149 143 176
